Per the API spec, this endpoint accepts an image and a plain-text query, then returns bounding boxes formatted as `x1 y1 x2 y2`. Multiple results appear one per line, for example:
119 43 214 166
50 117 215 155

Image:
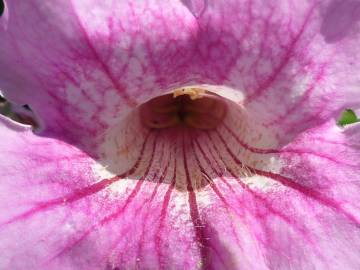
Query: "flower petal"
188 120 360 269
1 0 359 146
2 112 360 269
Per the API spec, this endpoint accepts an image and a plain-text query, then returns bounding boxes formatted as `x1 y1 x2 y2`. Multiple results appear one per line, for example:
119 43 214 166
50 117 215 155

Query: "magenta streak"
147 140 173 201
2 153 89 179
281 95 331 136
264 64 326 127
248 5 276 72
199 134 297 225
310 137 359 148
215 131 360 226
244 4 316 104
279 148 357 167
119 141 168 222
154 158 177 269
204 133 245 190
190 139 244 267
192 139 237 206
0 132 153 227
193 148 295 265
70 2 137 107
194 136 237 193
36 79 100 136
254 169 360 225
221 124 279 154
201 134 315 244
52 61 80 87
182 132 210 268
191 136 234 214
135 142 173 260
223 124 357 167
46 132 160 262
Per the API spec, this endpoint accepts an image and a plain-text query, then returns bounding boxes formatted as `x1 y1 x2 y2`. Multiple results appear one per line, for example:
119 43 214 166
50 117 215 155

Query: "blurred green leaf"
338 109 359 126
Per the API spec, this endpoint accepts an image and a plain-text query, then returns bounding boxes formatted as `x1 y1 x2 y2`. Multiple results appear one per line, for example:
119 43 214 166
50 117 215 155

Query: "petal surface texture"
1 117 360 269
1 0 360 270
1 0 360 145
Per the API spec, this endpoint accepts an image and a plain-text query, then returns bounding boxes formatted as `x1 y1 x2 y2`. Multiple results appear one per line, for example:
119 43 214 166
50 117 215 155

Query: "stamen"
173 88 205 100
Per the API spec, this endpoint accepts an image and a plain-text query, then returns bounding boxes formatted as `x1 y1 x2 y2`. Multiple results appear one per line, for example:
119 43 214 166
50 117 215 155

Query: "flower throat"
139 88 227 130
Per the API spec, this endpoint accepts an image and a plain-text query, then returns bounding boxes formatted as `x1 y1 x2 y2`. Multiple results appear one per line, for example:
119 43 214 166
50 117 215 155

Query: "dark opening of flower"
139 88 227 130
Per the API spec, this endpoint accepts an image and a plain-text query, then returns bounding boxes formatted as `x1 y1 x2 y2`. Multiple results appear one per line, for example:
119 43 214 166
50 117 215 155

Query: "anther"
173 88 205 100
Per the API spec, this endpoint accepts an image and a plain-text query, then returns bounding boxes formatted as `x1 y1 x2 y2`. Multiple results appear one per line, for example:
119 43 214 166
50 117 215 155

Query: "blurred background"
0 95 39 128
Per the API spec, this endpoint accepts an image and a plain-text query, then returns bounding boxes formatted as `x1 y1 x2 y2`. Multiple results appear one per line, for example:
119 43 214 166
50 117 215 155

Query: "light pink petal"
1 113 360 269
1 0 359 146
1 1 360 269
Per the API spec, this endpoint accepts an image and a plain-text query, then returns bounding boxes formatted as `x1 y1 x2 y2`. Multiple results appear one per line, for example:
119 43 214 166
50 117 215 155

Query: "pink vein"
0 132 152 227
214 130 360 226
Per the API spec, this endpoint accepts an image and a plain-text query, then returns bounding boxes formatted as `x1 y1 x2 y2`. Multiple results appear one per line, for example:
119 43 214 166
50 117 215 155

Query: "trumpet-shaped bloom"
1 1 360 269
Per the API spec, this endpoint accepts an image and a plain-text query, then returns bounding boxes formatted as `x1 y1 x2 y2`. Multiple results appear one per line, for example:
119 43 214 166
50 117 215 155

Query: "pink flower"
1 1 360 269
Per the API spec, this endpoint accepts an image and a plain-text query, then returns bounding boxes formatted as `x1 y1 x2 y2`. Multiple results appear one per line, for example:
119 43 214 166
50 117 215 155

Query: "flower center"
139 88 227 130
94 85 280 193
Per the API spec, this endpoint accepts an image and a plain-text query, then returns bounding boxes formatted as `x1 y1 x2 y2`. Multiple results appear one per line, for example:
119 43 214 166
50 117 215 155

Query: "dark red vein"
135 141 174 261
265 64 327 127
155 142 178 269
191 138 244 267
221 124 279 154
244 3 317 103
46 131 160 262
1 132 152 227
200 134 314 243
223 123 357 167
214 130 360 226
70 1 136 107
182 131 209 268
